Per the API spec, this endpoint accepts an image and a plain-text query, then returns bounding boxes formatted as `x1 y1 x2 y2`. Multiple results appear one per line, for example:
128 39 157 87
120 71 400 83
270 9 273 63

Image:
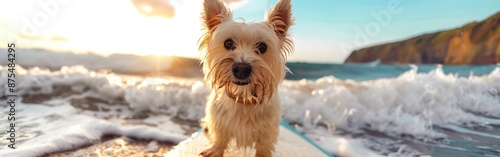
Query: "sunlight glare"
140 5 153 14
3 0 205 58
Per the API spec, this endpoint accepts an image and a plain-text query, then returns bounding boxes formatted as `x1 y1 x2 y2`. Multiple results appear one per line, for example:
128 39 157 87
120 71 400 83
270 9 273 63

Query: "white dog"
198 0 293 156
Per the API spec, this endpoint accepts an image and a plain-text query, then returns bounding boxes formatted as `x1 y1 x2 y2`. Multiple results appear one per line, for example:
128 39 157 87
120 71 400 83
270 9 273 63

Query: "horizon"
1 0 499 63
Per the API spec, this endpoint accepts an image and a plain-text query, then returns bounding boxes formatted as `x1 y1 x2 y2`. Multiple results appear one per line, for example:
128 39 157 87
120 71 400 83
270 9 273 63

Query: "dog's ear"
202 0 231 31
266 0 293 39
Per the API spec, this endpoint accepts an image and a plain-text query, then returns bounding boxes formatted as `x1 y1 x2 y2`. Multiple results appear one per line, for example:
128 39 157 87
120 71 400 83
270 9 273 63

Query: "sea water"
0 50 499 157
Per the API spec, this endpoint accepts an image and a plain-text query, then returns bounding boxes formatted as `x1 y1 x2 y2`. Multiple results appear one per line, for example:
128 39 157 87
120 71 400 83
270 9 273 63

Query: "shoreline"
13 91 196 157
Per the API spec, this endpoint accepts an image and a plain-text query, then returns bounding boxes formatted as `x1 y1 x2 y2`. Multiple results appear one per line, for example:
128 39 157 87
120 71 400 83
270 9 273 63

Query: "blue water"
287 62 500 81
4 48 498 82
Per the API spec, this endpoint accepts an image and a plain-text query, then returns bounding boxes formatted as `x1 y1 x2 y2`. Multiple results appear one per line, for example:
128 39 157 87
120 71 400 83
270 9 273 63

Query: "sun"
139 5 153 14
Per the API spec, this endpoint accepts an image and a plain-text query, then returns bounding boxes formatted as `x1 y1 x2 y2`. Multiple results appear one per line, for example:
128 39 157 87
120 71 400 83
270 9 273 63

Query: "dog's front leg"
200 127 229 157
254 125 279 157
254 137 276 157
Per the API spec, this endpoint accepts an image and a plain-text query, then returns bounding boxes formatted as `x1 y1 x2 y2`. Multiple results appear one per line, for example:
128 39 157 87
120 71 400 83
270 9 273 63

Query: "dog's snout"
232 63 252 79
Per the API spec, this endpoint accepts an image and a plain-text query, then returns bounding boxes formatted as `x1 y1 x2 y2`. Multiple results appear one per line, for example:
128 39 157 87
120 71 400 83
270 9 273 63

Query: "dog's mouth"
232 80 250 86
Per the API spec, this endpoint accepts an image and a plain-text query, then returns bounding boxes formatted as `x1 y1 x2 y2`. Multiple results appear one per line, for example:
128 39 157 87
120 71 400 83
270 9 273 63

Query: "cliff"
345 12 500 65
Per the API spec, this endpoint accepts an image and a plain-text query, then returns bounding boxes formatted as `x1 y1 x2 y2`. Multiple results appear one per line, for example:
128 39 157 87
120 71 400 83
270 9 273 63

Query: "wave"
1 65 500 156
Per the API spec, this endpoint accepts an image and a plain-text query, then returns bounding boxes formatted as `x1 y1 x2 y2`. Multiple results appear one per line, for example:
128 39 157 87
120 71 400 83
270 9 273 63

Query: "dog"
198 0 293 156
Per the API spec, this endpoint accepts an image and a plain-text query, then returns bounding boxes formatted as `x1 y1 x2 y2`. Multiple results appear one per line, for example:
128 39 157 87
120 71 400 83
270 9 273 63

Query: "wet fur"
198 0 293 156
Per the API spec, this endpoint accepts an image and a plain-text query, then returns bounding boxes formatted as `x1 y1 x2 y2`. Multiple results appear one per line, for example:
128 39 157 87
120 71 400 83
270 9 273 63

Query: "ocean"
1 49 500 157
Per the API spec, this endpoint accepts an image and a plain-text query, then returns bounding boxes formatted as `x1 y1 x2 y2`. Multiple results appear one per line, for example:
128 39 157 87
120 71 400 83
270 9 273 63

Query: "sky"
0 0 499 63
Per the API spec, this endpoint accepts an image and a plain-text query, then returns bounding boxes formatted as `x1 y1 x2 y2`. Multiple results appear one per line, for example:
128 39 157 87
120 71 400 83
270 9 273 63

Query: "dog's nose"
232 63 252 79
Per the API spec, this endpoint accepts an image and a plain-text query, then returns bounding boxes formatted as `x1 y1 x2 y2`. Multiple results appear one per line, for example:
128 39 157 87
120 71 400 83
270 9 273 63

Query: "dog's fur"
198 0 293 156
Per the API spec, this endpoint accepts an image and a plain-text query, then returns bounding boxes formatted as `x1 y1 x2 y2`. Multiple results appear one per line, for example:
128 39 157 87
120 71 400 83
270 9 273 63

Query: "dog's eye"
224 39 235 50
256 42 267 54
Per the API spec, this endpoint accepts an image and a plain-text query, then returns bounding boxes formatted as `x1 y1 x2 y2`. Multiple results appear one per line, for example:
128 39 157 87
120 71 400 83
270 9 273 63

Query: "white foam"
281 67 500 137
1 65 499 156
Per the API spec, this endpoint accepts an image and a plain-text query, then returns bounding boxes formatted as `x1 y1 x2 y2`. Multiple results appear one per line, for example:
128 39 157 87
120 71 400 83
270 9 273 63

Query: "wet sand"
45 136 175 157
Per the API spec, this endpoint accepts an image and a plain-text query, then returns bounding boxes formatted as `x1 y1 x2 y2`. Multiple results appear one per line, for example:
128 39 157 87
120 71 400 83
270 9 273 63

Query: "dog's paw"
199 148 223 157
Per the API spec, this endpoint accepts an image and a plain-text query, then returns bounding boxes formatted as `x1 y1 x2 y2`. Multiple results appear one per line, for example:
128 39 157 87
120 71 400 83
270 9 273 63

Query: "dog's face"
199 0 293 105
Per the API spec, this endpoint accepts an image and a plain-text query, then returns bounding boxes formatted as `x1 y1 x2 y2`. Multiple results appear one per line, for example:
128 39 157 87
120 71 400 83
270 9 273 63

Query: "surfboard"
164 121 333 157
